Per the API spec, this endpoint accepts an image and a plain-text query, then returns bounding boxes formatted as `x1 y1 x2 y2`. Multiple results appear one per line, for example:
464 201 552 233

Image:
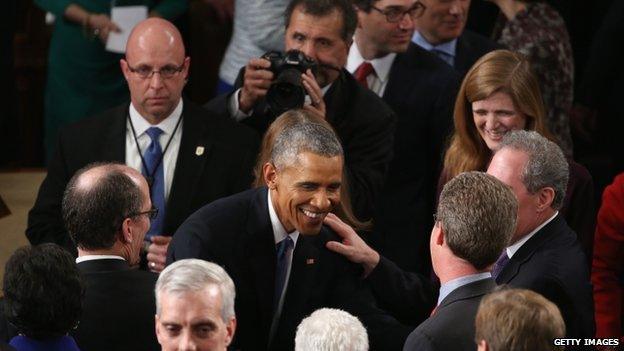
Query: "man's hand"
89 14 120 43
146 235 172 273
239 58 273 113
302 69 326 119
324 213 380 277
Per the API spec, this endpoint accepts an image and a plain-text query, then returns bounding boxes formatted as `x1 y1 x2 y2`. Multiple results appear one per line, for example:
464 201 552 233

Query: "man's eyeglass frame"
129 207 159 220
126 63 185 79
370 2 427 23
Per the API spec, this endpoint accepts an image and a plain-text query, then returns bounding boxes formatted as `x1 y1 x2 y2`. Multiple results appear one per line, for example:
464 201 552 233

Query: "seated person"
167 109 411 350
295 308 368 351
475 288 565 351
3 244 83 351
155 259 237 351
62 162 159 351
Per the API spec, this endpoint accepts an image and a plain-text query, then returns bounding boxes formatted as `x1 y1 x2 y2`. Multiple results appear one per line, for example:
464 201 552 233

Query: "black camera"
262 50 318 116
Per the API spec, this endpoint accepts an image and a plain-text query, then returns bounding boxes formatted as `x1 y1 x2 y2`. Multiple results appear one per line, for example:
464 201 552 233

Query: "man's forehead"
288 6 344 38
126 26 185 62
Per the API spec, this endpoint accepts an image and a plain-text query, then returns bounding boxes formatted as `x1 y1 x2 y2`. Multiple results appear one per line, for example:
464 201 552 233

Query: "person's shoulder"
60 103 127 139
461 29 501 49
183 98 260 148
404 324 438 351
339 72 395 121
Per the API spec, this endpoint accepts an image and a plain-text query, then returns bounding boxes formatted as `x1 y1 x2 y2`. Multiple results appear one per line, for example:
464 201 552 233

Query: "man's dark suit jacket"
403 278 496 351
73 259 159 351
27 99 260 252
373 43 460 276
167 187 412 351
205 69 396 221
496 214 595 339
454 30 503 77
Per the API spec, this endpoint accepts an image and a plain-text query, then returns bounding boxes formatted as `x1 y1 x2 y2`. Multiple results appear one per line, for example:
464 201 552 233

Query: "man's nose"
178 334 197 351
449 0 463 15
398 12 415 31
299 42 317 61
149 72 165 89
311 191 331 211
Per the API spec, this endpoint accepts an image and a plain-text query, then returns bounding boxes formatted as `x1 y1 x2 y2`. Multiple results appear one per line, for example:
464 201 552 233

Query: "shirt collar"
76 255 126 263
438 272 491 305
268 190 300 246
412 31 457 58
129 99 183 137
346 42 397 84
507 211 559 258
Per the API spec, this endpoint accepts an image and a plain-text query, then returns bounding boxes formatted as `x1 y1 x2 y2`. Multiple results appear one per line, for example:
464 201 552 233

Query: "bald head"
63 163 150 252
121 18 189 124
126 18 185 62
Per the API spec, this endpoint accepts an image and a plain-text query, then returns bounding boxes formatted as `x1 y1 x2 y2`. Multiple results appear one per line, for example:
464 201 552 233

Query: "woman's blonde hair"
253 110 369 230
443 50 553 180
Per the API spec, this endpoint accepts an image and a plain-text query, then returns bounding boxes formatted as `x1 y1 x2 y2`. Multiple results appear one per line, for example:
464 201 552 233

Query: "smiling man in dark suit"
486 130 595 340
27 18 259 272
62 163 158 351
349 0 460 278
167 110 411 351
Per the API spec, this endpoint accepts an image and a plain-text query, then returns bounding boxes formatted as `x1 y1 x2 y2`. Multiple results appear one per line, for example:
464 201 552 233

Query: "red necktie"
354 62 374 89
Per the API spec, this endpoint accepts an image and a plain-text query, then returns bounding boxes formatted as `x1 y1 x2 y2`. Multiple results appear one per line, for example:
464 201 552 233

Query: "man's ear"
263 162 278 189
536 187 555 212
225 317 237 346
477 339 488 351
120 59 131 80
120 217 134 244
433 223 445 246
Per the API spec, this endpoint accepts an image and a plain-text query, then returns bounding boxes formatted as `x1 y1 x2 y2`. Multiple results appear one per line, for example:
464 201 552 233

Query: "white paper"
105 6 148 54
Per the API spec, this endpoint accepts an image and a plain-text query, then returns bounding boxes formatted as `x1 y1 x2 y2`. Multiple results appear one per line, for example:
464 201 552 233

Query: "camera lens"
266 68 306 115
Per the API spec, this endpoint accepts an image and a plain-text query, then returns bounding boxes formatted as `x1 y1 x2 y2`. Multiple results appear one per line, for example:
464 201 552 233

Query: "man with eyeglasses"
61 162 159 351
27 18 259 273
349 0 460 281
412 0 501 76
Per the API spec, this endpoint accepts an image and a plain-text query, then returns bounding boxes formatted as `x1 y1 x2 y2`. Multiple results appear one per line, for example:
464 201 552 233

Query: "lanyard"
127 112 183 189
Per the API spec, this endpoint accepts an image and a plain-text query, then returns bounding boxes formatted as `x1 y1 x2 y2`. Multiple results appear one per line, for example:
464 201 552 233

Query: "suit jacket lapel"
282 235 320 317
497 214 563 283
166 100 212 234
383 47 415 102
324 70 349 127
245 187 277 342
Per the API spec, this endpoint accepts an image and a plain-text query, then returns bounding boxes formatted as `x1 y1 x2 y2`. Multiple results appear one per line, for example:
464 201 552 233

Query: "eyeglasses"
126 63 185 79
370 2 427 23
129 207 159 220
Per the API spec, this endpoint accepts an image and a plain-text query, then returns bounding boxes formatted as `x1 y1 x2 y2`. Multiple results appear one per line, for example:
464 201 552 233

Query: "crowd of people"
1 0 623 350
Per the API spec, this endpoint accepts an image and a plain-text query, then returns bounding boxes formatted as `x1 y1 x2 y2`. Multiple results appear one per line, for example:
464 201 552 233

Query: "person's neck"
496 0 527 21
354 34 389 60
418 30 449 46
435 256 482 284
77 244 125 260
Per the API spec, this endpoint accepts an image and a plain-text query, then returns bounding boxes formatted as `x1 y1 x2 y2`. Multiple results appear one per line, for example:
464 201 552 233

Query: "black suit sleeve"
366 256 436 324
26 129 75 253
403 328 436 351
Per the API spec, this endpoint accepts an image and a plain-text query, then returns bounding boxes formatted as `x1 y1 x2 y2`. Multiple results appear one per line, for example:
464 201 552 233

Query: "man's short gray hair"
295 308 368 351
437 172 518 270
498 130 569 209
270 110 343 170
155 259 236 322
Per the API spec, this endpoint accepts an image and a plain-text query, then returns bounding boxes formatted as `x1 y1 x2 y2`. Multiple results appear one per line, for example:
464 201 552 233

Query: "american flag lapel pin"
195 146 204 156
306 258 315 265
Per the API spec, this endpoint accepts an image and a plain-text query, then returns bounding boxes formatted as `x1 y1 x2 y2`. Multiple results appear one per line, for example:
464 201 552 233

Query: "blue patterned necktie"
143 127 165 238
431 48 454 67
491 251 510 279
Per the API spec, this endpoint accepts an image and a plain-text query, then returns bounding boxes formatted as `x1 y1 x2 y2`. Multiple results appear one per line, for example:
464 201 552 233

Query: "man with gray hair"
155 259 236 351
167 109 410 351
486 130 594 340
295 308 368 351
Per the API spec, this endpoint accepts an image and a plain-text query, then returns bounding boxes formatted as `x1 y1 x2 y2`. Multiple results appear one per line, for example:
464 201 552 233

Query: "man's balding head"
121 18 189 124
63 163 152 264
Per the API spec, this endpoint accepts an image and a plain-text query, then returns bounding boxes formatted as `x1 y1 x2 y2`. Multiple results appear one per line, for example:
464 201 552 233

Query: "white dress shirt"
76 255 125 263
507 211 559 258
125 100 183 200
346 43 397 97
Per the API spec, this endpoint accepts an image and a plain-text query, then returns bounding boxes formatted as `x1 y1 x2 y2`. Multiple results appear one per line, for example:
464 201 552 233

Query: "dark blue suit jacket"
167 187 411 351
454 30 503 77
372 43 460 278
496 214 595 340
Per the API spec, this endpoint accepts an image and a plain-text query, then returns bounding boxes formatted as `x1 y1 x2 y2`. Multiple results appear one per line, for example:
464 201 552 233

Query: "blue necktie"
274 236 294 311
431 48 454 67
491 251 510 279
143 127 166 238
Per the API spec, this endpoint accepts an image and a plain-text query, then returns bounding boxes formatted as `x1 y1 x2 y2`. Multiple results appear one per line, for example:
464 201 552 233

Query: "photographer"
206 0 396 221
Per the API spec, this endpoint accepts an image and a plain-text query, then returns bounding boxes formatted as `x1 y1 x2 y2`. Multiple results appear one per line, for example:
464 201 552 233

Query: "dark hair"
352 0 376 12
285 0 357 42
62 163 143 250
3 244 84 339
